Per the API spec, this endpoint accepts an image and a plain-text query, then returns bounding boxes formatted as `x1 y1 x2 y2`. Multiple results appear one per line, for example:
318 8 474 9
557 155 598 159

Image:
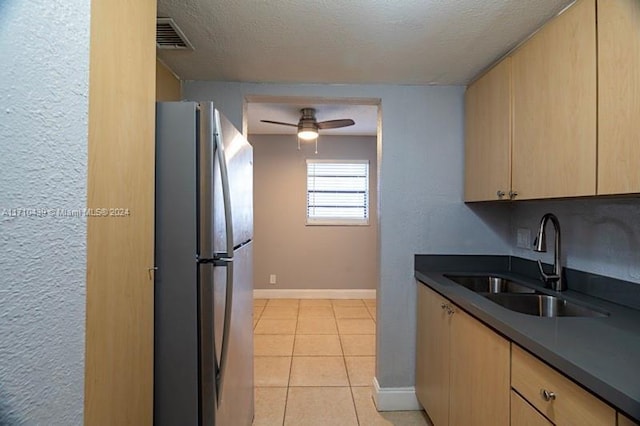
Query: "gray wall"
0 1 89 424
184 81 511 388
251 134 378 290
510 199 640 284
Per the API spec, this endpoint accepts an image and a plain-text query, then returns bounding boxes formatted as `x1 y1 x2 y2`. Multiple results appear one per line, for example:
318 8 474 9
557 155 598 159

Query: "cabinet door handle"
541 389 556 401
148 266 158 280
509 190 518 199
496 190 506 199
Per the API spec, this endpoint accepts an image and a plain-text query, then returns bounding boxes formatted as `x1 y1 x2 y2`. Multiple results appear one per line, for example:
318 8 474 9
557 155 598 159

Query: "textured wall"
0 1 90 424
184 81 511 388
510 198 640 284
251 134 378 290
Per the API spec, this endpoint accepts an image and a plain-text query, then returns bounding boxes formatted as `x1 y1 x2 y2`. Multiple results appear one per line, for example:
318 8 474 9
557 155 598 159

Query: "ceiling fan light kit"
297 120 319 141
261 107 355 153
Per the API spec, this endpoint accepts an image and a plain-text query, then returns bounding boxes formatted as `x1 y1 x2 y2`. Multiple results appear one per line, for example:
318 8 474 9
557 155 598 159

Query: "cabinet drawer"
511 345 615 426
511 390 553 426
618 412 639 426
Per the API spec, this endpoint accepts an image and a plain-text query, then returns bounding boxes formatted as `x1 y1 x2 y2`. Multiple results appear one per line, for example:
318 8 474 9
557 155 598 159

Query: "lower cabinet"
415 284 510 426
416 283 639 425
511 345 616 426
416 283 451 426
619 413 640 426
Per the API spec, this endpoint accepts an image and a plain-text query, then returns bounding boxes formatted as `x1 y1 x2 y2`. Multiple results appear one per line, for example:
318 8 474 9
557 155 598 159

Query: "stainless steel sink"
444 275 538 294
485 294 608 318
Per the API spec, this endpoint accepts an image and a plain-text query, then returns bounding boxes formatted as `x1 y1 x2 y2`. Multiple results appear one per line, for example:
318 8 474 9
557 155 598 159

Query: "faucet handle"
537 259 560 283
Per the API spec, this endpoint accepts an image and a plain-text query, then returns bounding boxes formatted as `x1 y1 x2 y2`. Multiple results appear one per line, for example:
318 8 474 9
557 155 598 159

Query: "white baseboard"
253 289 376 299
371 377 422 412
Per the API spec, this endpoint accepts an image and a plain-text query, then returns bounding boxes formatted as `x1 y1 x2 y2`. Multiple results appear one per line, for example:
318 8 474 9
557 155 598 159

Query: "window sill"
306 219 370 226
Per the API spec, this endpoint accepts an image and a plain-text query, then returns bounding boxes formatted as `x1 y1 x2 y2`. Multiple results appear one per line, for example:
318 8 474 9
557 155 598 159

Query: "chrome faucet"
533 213 565 291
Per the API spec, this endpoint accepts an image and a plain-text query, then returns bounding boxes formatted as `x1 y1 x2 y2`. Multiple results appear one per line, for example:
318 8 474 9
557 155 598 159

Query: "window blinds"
306 160 369 224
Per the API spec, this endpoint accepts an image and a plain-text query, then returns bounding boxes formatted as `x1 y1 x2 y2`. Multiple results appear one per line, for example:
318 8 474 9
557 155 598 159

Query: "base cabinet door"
449 308 510 426
416 284 451 426
416 284 510 426
511 391 553 426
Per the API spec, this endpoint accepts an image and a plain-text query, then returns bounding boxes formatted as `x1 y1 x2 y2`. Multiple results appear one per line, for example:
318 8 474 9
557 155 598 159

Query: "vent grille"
157 18 194 50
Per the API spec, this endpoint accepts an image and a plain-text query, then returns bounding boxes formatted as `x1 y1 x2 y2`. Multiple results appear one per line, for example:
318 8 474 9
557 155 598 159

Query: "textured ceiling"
157 0 573 85
247 103 378 136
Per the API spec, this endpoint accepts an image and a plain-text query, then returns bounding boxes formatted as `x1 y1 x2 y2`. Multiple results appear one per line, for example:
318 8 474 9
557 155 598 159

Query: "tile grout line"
253 298 380 426
334 299 361 426
281 299 300 426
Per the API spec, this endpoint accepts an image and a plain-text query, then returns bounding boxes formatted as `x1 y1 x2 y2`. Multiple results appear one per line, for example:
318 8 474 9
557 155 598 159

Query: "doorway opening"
244 95 396 424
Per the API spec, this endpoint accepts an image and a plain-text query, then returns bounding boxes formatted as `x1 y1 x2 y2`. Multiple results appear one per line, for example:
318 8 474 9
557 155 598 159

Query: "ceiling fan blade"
260 119 298 127
317 119 355 129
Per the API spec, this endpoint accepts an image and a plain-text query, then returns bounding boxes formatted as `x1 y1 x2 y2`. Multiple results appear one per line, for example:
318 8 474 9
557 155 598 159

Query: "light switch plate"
516 228 531 249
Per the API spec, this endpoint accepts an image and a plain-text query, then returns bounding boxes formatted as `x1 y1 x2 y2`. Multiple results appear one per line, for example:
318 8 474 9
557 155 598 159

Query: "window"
306 160 369 225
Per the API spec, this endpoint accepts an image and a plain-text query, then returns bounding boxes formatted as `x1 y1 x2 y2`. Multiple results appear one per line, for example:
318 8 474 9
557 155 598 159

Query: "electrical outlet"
516 228 531 249
269 274 277 285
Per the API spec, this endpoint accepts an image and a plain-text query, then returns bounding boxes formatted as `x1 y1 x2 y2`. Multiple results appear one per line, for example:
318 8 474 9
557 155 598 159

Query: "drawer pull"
541 389 556 401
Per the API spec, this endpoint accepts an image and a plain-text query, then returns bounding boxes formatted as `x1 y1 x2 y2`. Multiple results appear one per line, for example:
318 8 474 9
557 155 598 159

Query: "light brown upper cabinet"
511 0 597 200
464 59 512 201
597 0 640 195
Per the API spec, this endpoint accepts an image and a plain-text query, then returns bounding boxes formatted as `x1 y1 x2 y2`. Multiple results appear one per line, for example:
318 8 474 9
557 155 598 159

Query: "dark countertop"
414 255 640 422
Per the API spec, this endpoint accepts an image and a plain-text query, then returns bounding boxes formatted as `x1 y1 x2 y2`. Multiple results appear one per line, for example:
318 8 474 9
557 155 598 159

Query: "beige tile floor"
253 298 431 426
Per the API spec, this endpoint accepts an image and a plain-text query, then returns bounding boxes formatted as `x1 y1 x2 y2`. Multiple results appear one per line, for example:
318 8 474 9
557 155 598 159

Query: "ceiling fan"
261 108 355 152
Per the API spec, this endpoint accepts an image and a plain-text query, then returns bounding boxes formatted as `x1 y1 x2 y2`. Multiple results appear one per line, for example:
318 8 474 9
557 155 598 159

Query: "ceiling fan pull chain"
297 136 301 150
315 138 318 154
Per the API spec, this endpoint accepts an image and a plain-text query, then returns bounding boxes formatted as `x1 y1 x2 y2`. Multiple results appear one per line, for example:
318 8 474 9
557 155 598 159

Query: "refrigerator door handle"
213 110 235 259
214 258 234 406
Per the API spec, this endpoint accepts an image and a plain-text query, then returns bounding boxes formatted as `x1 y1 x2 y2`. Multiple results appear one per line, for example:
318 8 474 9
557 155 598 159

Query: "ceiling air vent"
157 18 194 50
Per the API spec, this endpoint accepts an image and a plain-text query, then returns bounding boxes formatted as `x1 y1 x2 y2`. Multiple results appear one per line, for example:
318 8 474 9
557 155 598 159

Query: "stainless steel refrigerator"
154 102 254 426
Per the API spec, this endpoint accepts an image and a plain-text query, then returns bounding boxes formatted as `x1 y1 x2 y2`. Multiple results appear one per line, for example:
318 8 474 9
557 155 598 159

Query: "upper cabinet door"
511 0 597 200
597 0 640 195
464 58 512 202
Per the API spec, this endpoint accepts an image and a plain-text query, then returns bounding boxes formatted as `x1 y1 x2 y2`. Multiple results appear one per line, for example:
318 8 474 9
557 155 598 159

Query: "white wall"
184 81 511 388
0 1 89 424
510 199 640 284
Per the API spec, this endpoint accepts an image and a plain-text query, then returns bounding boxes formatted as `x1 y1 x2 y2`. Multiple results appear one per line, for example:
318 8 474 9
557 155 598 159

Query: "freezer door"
198 262 218 426
199 243 253 426
216 242 253 425
199 243 254 426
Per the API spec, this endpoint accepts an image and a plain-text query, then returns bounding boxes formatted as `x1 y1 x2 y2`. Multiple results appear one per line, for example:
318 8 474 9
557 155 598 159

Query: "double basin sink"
444 275 608 318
